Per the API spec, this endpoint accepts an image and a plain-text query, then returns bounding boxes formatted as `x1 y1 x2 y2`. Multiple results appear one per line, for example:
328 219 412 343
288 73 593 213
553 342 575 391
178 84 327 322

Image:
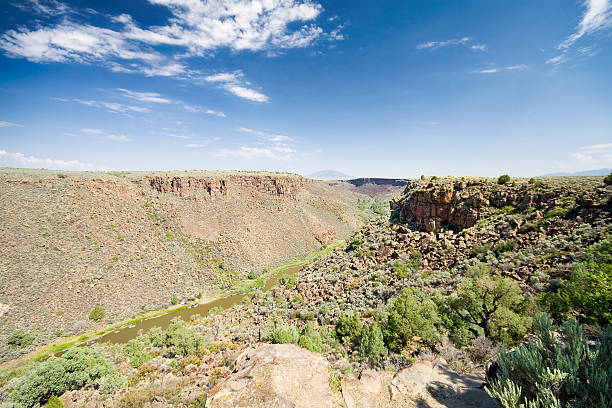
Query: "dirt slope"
0 168 366 362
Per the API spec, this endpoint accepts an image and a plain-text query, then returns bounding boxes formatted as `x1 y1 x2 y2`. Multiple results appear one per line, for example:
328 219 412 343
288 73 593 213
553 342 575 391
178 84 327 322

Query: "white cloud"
202 71 269 103
417 37 483 50
236 127 293 143
0 121 22 128
224 85 269 103
473 65 527 74
13 0 70 16
60 98 150 113
0 149 106 170
117 88 170 103
213 146 294 160
106 134 132 142
1 0 339 82
81 128 103 134
546 54 567 66
182 104 226 117
581 142 612 150
559 0 612 49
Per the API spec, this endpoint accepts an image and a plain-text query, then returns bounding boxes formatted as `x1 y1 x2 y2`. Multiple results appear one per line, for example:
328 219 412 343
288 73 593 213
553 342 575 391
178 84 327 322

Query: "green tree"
498 174 511 185
447 264 530 344
334 312 363 345
358 321 387 365
298 323 323 353
604 172 612 185
88 306 106 322
380 287 440 351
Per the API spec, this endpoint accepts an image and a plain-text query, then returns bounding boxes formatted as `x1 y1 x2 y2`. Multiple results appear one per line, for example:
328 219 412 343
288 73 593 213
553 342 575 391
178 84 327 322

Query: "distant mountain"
540 168 611 177
308 170 353 180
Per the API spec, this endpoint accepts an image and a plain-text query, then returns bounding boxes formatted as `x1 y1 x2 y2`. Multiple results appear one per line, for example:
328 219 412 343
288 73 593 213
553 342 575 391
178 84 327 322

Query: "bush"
247 271 256 279
264 318 299 345
122 339 152 368
528 178 536 184
11 347 115 407
298 323 323 353
7 330 34 348
358 321 387 365
498 174 511 185
171 294 179 305
97 371 128 394
334 312 362 345
494 240 517 256
545 207 568 220
279 274 297 289
604 173 612 186
348 234 365 251
45 395 65 408
88 306 106 322
380 287 440 351
137 318 209 356
486 314 612 408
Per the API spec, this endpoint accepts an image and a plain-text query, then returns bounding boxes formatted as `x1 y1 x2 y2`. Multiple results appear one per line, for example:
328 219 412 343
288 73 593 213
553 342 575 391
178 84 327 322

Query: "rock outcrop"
149 174 306 199
206 344 333 408
392 178 609 232
342 359 497 408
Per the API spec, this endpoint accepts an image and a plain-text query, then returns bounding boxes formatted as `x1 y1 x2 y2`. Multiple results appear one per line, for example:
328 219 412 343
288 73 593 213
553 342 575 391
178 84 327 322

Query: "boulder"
206 344 333 408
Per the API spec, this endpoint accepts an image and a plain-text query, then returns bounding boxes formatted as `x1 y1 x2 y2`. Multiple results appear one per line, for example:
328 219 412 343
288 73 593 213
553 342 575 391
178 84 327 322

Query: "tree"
358 321 387 365
380 287 440 351
498 174 511 185
448 263 530 344
604 172 612 186
334 312 362 345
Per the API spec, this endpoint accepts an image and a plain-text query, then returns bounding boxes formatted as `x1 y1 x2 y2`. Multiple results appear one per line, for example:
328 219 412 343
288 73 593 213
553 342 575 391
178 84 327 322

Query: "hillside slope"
0 168 367 362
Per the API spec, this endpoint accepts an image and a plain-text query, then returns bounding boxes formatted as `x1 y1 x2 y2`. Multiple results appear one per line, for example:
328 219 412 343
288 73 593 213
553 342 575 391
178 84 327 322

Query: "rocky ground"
0 174 609 408
0 168 374 363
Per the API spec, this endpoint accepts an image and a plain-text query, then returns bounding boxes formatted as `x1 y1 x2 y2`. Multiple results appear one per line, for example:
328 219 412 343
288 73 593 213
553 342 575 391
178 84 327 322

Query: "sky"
0 0 611 178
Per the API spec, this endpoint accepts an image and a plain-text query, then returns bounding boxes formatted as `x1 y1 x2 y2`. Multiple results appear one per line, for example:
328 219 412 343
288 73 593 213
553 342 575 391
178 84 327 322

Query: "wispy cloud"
81 128 131 142
236 127 293 143
13 0 70 16
182 104 226 118
185 143 206 148
213 146 295 161
203 71 269 103
117 88 170 103
571 142 612 166
0 149 106 170
0 121 22 128
549 0 612 67
559 0 612 49
417 37 486 51
472 65 527 74
58 97 149 113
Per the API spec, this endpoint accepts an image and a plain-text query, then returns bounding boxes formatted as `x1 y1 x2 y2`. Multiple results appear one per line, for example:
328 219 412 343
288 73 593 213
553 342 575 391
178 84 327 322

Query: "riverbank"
0 241 345 376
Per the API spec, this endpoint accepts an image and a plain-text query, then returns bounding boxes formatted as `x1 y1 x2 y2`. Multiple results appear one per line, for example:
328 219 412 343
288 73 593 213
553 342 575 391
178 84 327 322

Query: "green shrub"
494 240 517 256
348 234 365 251
380 287 440 351
486 314 612 408
604 173 612 186
545 207 568 220
279 274 297 289
171 294 179 305
358 321 387 365
45 395 65 408
498 174 511 185
298 323 323 353
206 306 224 316
431 176 438 181
264 318 299 345
11 347 115 407
543 236 612 325
334 312 363 345
7 330 34 348
528 178 536 184
57 174 66 179
137 318 209 356
122 339 152 368
88 306 106 322
247 271 256 279
97 371 128 393
420 174 425 180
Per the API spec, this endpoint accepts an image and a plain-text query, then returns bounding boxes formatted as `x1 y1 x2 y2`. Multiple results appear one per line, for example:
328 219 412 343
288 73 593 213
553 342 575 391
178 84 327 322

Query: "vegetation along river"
82 265 301 346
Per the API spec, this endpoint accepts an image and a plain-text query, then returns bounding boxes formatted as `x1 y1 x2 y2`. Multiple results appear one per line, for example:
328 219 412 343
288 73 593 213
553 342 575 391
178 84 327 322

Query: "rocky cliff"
149 174 306 199
391 177 607 232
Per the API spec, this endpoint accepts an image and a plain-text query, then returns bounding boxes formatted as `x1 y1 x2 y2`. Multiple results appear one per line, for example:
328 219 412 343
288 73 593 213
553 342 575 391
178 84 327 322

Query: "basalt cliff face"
149 174 306 199
391 178 607 232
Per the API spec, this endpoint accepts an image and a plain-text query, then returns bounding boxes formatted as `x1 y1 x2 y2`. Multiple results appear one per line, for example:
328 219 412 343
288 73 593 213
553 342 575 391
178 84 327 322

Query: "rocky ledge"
391 177 608 232
150 174 306 199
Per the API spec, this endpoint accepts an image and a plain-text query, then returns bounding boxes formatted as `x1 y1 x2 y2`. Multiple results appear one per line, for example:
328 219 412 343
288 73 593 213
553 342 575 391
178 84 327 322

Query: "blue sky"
0 0 611 177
